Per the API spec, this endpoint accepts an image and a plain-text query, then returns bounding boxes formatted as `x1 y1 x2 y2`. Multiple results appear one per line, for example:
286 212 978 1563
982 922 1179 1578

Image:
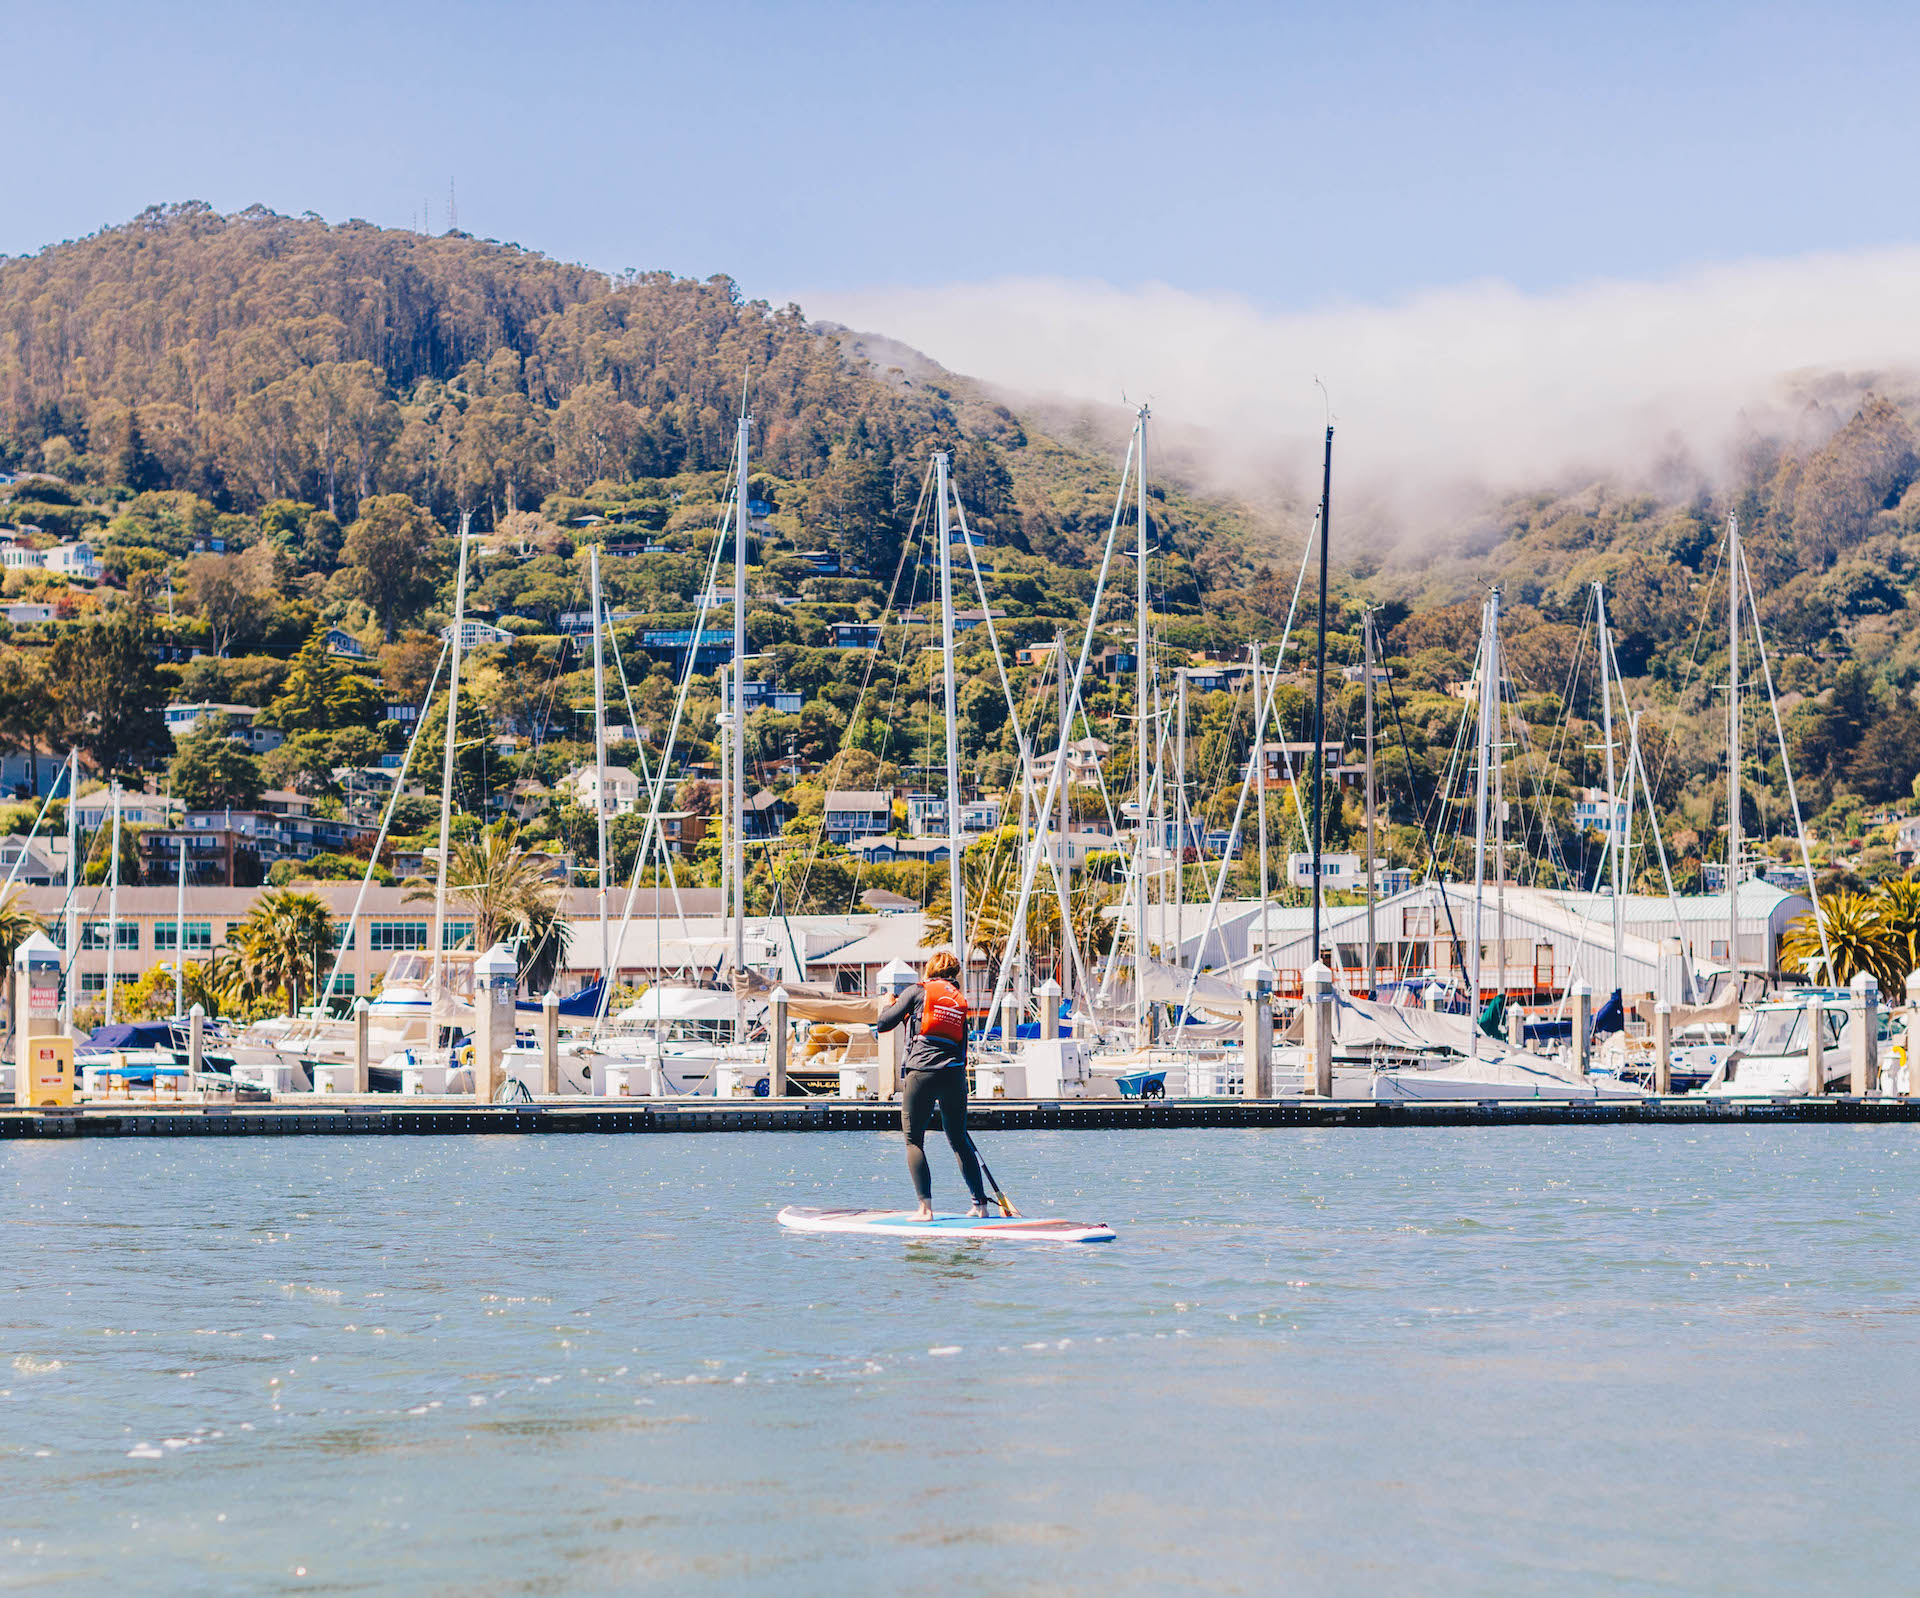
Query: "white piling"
1036 978 1061 1042
1805 995 1826 1097
1241 962 1275 1097
1303 960 1333 1098
1653 999 1672 1096
1849 973 1878 1095
1570 982 1592 1078
540 990 560 1095
769 987 790 1098
351 997 369 1094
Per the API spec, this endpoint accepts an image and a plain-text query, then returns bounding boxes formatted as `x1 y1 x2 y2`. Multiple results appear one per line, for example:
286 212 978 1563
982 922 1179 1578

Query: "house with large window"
560 764 642 819
823 790 891 845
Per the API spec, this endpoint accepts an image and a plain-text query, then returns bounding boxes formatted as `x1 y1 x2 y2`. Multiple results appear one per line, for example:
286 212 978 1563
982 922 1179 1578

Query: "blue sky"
9 0 1918 310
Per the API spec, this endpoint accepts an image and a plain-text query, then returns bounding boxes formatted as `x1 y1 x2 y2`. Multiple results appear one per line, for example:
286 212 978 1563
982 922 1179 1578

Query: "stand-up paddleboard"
777 1206 1116 1243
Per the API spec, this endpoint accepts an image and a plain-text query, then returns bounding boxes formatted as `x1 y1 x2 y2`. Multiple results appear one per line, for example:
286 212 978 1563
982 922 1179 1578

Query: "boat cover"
518 979 605 1018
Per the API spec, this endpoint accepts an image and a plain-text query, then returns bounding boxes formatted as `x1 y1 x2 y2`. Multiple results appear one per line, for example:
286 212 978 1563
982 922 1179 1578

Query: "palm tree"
1872 877 1920 992
0 885 42 1043
404 823 569 991
925 831 1042 989
230 888 335 1015
1779 890 1896 991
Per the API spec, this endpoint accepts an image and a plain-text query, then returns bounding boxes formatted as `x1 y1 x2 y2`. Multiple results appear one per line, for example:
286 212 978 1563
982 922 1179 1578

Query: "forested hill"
0 201 1258 596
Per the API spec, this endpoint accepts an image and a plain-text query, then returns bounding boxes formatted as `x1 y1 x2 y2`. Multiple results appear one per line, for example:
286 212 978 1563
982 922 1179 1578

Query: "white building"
163 701 284 756
1029 737 1111 788
2 541 102 582
1286 851 1362 888
1573 787 1628 840
440 619 514 648
561 763 641 818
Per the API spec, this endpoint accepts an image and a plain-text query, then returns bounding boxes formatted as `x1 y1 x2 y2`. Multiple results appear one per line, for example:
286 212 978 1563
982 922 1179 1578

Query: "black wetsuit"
877 984 986 1209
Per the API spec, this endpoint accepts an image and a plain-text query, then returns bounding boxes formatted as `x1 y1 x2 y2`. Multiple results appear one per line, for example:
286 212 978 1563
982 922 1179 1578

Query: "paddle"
966 1131 1021 1217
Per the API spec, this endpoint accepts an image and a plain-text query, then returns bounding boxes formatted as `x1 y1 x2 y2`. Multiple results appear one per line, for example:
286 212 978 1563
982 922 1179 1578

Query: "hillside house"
824 790 891 845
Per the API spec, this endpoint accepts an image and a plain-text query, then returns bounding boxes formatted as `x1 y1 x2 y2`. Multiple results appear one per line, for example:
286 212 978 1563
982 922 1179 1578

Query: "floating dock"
5 1094 1920 1138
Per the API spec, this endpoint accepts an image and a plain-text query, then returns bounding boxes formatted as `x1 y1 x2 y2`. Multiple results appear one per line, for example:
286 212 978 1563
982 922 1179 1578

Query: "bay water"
3 1126 1916 1593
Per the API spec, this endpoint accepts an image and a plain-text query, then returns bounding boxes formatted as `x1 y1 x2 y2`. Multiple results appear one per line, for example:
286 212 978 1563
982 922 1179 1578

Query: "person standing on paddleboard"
876 949 990 1220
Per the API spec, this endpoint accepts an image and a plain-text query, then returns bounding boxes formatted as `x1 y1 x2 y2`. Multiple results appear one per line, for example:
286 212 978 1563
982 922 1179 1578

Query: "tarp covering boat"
519 979 605 1018
1632 989 1739 1031
733 968 883 1025
82 1022 180 1052
619 984 759 1023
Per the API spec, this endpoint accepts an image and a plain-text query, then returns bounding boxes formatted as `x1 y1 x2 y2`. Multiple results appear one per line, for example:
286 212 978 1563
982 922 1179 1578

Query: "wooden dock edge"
3 1095 1919 1137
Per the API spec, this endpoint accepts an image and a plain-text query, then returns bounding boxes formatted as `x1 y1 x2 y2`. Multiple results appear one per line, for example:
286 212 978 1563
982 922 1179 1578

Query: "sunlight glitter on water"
4 1127 1919 1594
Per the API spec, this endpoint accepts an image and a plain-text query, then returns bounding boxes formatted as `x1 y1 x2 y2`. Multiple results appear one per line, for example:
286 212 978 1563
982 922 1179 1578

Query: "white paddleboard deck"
777 1206 1116 1244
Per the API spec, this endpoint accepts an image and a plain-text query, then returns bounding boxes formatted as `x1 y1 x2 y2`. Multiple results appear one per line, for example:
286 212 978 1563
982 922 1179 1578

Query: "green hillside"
2 202 1918 917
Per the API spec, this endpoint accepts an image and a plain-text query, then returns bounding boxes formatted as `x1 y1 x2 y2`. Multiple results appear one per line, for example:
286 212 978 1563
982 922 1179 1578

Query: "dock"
5 1094 1920 1138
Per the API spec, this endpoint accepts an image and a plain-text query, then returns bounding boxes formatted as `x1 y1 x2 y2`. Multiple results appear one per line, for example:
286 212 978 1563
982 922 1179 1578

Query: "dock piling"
189 1002 206 1077
1805 995 1826 1097
1653 1000 1672 1095
1243 962 1277 1096
350 998 369 1094
769 988 789 1097
1302 961 1331 1098
1850 973 1878 1095
1036 978 1061 1042
999 990 1021 1054
540 991 560 1094
1571 982 1592 1078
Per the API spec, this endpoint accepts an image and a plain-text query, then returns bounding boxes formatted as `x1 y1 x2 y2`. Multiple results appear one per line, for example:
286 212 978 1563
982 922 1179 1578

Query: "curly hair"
924 949 961 982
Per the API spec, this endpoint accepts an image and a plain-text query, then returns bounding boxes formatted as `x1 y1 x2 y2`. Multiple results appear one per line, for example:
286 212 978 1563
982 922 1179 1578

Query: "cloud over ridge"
810 248 1920 530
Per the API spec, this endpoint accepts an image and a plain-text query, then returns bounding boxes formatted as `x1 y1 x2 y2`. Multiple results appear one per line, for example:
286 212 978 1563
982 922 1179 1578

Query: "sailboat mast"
1056 627 1071 998
1309 423 1333 963
1175 665 1187 976
61 750 75 1034
175 835 186 1017
431 511 472 1005
1470 593 1496 1063
1254 644 1270 973
934 452 966 976
590 542 610 996
731 412 750 1003
1133 405 1150 1034
1726 513 1741 991
1494 660 1506 1007
1596 582 1623 1001
1364 610 1377 989
716 662 730 950
105 781 120 1026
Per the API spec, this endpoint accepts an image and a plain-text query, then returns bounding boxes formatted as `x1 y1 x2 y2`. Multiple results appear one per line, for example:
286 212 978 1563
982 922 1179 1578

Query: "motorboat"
1702 991 1883 1095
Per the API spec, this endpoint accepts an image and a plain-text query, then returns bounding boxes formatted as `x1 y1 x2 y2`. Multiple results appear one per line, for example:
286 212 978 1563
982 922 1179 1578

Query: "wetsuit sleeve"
876 987 919 1035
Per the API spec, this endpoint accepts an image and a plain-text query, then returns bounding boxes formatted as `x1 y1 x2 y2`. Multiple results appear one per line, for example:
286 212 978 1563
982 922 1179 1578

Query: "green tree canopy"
168 718 265 810
266 628 383 733
339 494 440 639
48 615 170 777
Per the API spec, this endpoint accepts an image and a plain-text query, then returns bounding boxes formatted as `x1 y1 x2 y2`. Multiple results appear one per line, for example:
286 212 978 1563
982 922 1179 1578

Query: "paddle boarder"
876 949 990 1220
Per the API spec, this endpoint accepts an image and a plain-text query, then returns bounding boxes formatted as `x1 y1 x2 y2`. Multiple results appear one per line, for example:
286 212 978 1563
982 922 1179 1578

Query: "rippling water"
4 1126 1918 1593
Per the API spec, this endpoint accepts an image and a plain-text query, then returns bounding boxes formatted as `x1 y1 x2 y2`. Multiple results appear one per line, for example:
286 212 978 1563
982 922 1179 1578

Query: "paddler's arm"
876 987 919 1034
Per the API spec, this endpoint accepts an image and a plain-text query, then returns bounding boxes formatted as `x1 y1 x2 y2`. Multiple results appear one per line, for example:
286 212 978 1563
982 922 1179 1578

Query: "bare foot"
913 1202 934 1221
968 1200 990 1219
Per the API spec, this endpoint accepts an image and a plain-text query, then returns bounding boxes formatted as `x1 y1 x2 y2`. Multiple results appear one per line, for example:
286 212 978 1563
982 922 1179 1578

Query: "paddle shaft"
966 1131 1019 1216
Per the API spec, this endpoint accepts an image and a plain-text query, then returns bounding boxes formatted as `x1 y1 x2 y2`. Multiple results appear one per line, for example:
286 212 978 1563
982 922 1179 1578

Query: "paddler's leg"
936 1065 988 1214
901 1067 936 1219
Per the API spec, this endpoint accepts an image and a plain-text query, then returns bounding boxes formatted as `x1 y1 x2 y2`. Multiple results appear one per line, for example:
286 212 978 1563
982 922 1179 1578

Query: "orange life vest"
919 977 969 1045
